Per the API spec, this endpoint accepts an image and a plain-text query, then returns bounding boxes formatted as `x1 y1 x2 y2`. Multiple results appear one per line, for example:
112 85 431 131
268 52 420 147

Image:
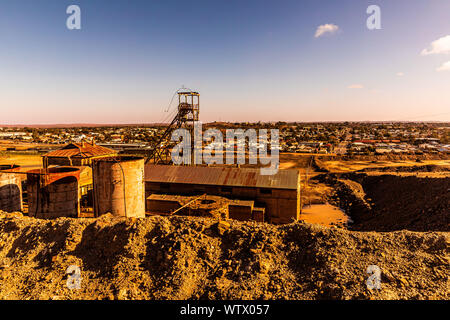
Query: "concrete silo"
27 167 81 218
92 156 145 218
0 165 23 213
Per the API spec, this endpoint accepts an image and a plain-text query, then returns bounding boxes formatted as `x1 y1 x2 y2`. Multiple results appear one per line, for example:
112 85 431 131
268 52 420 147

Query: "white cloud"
315 24 339 38
437 61 450 72
396 72 404 77
347 84 364 89
421 35 450 55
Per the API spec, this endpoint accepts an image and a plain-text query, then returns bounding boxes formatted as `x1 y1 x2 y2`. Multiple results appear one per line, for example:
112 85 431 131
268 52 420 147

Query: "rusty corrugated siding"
145 165 299 190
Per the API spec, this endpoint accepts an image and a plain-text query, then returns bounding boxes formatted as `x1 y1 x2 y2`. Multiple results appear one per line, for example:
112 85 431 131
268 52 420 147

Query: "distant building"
0 132 28 138
42 142 116 168
145 165 300 224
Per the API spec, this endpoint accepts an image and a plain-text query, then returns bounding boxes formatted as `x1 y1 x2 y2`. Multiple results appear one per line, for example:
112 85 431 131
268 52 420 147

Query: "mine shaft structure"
145 91 200 165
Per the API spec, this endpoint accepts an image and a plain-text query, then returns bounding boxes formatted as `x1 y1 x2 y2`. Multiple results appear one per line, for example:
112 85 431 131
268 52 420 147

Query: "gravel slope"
0 211 448 300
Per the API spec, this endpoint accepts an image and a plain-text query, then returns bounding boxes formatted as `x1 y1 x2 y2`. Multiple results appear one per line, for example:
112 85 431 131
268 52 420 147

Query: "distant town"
0 122 449 156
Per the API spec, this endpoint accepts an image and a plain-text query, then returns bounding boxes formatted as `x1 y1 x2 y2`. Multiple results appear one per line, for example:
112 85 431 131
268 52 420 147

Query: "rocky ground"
321 172 450 232
0 211 448 300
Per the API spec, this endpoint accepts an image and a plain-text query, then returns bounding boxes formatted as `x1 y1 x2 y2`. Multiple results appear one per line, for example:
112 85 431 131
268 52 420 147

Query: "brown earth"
0 211 448 300
319 154 449 162
321 173 450 232
358 164 450 173
353 174 449 232
1 154 449 300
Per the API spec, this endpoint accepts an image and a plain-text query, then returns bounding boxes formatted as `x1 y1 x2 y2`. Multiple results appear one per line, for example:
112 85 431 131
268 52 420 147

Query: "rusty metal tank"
27 167 81 219
0 165 23 213
92 156 145 218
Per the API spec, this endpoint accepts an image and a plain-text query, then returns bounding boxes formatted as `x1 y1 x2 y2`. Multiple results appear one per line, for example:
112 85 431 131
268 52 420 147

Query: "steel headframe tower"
176 90 200 129
145 90 200 164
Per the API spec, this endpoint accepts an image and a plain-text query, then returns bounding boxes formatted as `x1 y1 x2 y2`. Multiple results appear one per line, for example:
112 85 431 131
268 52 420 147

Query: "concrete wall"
228 202 253 221
145 181 299 224
252 207 265 222
147 198 181 213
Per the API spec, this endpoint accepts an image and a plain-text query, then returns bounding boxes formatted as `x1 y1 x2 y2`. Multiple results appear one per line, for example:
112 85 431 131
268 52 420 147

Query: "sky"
0 0 449 124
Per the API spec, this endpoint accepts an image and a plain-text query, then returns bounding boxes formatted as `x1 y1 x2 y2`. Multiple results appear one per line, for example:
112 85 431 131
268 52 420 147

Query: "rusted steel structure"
0 165 23 213
92 156 145 218
145 91 200 164
146 193 265 222
145 165 300 224
42 141 116 168
27 167 81 218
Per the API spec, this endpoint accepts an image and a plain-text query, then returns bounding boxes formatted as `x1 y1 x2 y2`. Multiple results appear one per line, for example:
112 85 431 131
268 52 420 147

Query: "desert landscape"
1 142 448 300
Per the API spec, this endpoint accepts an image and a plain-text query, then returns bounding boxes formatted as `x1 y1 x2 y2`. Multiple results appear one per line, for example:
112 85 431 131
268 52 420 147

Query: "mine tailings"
320 172 449 232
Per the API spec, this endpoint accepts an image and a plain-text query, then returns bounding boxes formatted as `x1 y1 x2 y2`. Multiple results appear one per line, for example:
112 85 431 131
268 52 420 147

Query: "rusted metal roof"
43 142 115 158
145 165 299 190
26 167 81 185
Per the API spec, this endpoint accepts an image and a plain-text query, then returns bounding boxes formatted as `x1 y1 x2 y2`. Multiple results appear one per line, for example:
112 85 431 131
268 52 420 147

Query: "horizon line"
0 120 449 128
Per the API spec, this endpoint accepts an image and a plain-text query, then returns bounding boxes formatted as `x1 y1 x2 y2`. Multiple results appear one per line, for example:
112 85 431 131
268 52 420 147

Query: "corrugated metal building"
145 165 300 224
42 142 116 168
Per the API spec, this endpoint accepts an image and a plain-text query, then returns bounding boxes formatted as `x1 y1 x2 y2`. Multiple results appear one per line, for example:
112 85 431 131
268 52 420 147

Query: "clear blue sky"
0 0 449 124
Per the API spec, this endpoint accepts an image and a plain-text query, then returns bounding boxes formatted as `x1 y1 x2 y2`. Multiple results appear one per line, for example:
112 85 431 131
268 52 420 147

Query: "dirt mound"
0 211 448 300
355 174 449 232
325 173 449 232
